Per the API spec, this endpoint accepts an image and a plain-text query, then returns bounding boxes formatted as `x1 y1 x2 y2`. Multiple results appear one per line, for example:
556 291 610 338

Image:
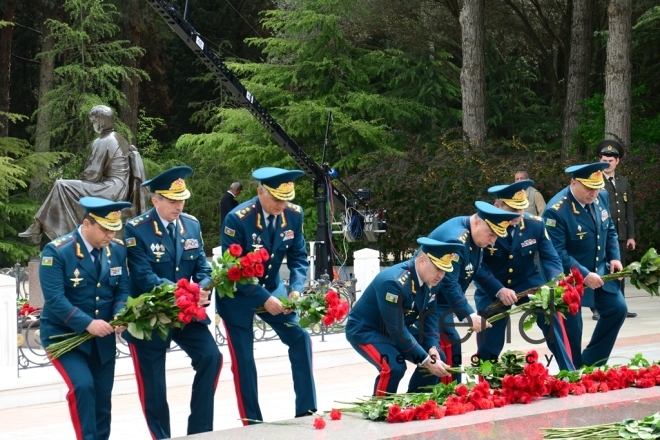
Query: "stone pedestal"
27 259 44 308
0 274 18 384
353 248 380 301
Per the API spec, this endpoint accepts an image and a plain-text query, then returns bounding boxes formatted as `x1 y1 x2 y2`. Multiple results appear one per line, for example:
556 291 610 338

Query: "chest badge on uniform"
70 268 83 287
283 229 295 241
576 224 587 240
110 266 122 277
150 243 165 258
184 238 200 250
521 238 537 248
601 209 608 222
487 246 497 256
464 263 474 278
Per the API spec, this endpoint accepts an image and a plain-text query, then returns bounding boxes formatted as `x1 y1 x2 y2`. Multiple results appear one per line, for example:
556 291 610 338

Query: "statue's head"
89 105 114 133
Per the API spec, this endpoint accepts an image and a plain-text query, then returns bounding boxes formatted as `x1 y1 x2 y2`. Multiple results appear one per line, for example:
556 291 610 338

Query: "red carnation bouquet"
46 279 206 360
208 243 270 299
474 267 585 334
278 283 350 329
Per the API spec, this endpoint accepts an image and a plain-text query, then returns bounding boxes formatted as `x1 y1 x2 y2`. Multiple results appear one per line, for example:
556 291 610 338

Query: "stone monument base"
172 386 660 440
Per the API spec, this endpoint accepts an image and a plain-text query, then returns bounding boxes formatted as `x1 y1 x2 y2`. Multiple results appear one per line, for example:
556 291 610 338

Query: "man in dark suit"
218 167 315 424
543 162 627 367
220 181 242 229
39 196 131 440
346 238 462 395
123 166 222 439
599 140 636 318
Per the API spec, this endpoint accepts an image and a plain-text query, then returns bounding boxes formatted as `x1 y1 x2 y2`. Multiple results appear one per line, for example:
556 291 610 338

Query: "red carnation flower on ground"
330 408 342 420
313 417 326 429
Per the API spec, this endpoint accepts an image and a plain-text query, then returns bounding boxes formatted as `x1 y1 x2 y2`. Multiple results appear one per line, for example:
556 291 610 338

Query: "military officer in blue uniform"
474 180 574 371
543 162 627 367
427 201 517 383
218 167 315 424
346 238 463 395
39 197 131 440
123 166 222 439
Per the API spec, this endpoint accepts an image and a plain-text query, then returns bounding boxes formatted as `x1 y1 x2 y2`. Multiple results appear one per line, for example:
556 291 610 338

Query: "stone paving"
2 284 659 440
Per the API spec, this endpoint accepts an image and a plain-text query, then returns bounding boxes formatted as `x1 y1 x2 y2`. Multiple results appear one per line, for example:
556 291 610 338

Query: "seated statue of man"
20 105 137 242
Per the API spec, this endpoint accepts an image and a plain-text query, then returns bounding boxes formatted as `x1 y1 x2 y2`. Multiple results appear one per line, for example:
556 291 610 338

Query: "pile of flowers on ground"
209 243 269 299
338 350 660 423
541 411 660 439
18 301 39 316
46 278 205 359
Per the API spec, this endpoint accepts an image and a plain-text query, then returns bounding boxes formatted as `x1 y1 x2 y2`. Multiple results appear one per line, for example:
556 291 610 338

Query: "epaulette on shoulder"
285 203 302 214
52 234 74 248
180 212 199 222
112 238 124 246
457 230 469 244
526 214 543 222
236 204 256 221
129 213 151 227
551 198 566 211
396 269 410 286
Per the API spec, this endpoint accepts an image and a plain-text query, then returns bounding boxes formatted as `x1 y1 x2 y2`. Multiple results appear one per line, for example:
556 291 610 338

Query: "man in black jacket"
220 181 242 230
599 140 637 319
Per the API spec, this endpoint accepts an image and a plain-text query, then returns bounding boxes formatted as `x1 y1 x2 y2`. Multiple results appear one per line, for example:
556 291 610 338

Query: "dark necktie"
91 248 101 276
588 203 597 224
267 215 276 241
167 222 176 249
608 176 615 188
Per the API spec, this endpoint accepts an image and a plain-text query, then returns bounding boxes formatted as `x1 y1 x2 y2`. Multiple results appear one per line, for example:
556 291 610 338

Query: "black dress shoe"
592 311 600 320
626 312 637 318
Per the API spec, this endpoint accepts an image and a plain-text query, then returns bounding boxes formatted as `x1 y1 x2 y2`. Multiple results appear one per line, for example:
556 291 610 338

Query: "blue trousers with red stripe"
51 340 115 440
563 287 627 368
128 322 222 439
351 342 444 395
218 293 316 425
476 309 575 371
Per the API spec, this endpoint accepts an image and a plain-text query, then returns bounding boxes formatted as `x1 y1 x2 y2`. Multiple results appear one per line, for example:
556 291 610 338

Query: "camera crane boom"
144 0 384 279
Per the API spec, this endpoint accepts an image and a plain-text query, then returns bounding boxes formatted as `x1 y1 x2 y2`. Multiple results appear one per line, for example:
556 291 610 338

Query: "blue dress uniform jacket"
218 196 316 424
543 187 626 367
473 215 574 371
346 259 441 395
123 208 222 439
427 216 491 382
39 230 129 440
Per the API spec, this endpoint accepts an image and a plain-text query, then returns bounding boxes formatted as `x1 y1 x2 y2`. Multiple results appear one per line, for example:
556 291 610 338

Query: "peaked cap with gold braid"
142 166 193 200
80 196 132 231
488 180 534 210
253 167 305 201
475 201 520 238
417 237 464 272
565 162 609 190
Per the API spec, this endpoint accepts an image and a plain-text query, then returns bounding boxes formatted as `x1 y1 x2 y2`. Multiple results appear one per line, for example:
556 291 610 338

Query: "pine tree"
0 112 65 266
38 0 147 163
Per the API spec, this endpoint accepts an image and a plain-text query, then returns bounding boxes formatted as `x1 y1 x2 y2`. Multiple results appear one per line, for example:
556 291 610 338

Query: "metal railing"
8 265 354 371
